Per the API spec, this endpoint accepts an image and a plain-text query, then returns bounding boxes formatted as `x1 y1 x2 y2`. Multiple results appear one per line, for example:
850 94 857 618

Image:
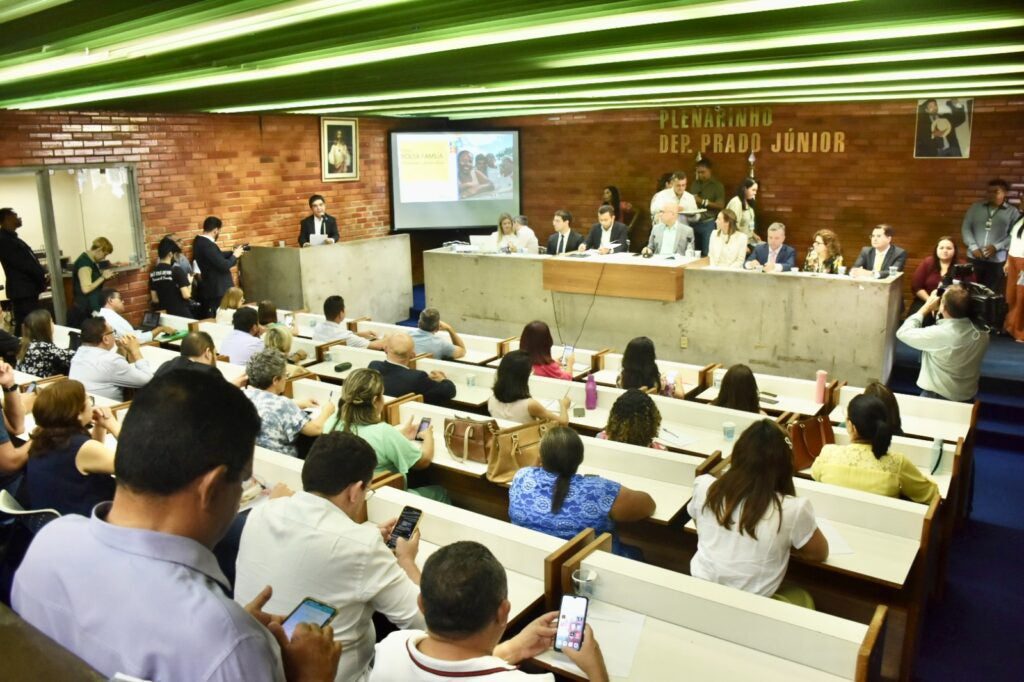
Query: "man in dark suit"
192 216 246 318
915 99 967 158
368 332 456 405
545 210 584 255
0 208 48 332
744 222 796 272
298 194 339 246
851 224 908 277
581 204 629 254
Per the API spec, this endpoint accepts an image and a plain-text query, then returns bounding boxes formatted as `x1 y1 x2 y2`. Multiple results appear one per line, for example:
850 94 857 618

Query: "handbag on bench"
443 416 552 485
788 415 836 471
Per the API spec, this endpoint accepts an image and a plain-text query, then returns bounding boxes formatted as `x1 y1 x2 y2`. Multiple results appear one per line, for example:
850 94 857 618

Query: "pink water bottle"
585 374 598 410
815 370 828 404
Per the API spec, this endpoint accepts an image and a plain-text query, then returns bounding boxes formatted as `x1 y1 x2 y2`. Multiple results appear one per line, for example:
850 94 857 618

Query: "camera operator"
896 284 990 402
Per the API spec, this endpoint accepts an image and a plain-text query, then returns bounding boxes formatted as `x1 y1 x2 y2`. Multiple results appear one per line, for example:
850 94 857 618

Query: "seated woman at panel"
617 336 685 397
16 310 75 377
21 380 119 517
216 287 245 325
708 208 748 268
803 229 844 274
724 177 759 244
812 394 938 504
262 326 307 375
70 237 116 325
519 320 574 380
487 351 569 426
598 389 665 450
492 212 539 254
325 367 449 502
602 185 637 233
242 349 334 457
863 381 903 437
688 420 828 607
909 235 973 317
509 425 655 558
712 364 764 414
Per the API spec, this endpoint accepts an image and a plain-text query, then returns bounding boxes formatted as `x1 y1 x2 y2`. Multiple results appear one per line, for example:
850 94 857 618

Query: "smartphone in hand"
414 417 431 441
387 506 423 550
282 597 337 640
554 594 589 652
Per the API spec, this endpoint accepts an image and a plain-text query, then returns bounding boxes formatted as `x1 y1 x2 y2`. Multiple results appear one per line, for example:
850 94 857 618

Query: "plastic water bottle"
930 437 943 473
585 374 598 410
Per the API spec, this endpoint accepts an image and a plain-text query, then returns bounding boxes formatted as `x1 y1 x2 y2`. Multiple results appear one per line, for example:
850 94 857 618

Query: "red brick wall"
0 111 399 322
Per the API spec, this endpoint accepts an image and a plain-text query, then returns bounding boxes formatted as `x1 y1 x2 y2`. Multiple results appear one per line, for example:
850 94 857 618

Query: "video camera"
938 263 1008 331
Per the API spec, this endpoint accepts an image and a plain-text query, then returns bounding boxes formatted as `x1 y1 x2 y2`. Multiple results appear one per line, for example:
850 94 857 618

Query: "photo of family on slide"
456 140 516 200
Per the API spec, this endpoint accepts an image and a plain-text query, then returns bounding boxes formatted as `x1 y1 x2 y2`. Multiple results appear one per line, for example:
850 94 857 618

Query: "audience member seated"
20 380 117 517
725 177 760 244
69 318 153 401
243 349 333 457
153 331 247 387
263 325 307 374
0 361 29 475
509 426 655 559
372 540 609 682
70 236 115 325
15 309 74 377
545 209 584 255
863 381 903 437
850 224 908 278
236 432 424 682
649 171 699 224
642 202 695 256
324 368 447 502
492 212 539 254
712 364 764 414
688 420 828 607
803 228 844 274
149 236 193 318
744 222 796 272
222 307 265 366
617 336 684 397
597 389 665 450
708 208 748 268
98 288 174 343
487 351 569 425
513 214 540 253
581 204 629 254
12 371 341 681
909 235 972 317
519 320 573 380
312 294 384 349
812 395 939 504
411 308 466 360
216 286 245 325
0 328 19 366
369 332 456 405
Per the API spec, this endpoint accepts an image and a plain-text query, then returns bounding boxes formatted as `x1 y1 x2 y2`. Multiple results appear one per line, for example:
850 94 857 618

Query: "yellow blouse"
811 443 939 505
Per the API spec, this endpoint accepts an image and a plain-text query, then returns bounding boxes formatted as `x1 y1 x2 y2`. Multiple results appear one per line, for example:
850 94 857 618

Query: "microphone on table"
334 362 352 373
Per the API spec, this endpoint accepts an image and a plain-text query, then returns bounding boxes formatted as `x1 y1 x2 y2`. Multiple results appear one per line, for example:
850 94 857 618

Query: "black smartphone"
386 506 423 550
414 417 432 441
281 597 337 640
554 594 589 652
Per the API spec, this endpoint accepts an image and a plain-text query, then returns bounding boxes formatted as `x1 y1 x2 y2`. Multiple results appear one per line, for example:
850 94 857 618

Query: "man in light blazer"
546 209 585 255
745 222 796 272
851 224 908 277
580 204 629 254
643 202 694 256
298 194 339 246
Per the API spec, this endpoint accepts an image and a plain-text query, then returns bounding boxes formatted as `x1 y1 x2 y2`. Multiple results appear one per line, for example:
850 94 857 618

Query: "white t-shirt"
650 187 699 217
686 474 817 597
370 631 554 681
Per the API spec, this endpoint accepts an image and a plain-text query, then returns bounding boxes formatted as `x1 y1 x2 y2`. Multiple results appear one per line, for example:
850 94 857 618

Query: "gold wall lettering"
658 108 846 155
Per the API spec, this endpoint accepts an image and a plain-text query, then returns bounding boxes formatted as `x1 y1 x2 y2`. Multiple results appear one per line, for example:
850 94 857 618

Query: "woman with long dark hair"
725 177 759 243
487 350 569 425
688 420 828 604
813 394 937 503
602 185 636 232
862 381 903 437
519 320 573 380
712 364 763 414
909 236 972 317
16 309 74 377
509 426 655 557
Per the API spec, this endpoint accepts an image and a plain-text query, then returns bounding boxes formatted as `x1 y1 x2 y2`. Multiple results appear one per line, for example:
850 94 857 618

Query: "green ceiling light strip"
0 0 408 85
2 0 854 109
539 16 1024 69
0 0 73 24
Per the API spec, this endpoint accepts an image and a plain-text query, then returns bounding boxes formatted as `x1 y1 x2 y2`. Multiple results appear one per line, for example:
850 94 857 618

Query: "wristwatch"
2 384 18 393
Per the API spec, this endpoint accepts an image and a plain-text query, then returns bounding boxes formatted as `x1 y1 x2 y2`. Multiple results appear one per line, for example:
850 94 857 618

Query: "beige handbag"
485 421 552 485
443 416 499 464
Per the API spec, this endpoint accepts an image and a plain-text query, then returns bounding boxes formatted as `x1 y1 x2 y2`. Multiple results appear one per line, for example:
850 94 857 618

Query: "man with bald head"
368 332 456 405
643 202 695 257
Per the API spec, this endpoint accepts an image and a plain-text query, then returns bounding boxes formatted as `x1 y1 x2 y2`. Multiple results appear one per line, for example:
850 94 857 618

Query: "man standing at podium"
299 194 339 247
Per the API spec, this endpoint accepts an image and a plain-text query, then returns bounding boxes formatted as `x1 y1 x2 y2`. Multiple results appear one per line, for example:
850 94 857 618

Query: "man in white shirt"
642 202 694 257
97 288 175 343
311 295 385 349
221 307 266 366
69 317 153 400
649 171 699 226
236 432 423 682
371 541 608 682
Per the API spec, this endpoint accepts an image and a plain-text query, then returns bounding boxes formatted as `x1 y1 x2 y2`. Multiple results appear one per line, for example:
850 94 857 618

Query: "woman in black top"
149 237 193 317
617 336 685 398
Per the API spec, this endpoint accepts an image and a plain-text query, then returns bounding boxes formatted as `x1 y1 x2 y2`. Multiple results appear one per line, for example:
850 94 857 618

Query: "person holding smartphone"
371 541 609 681
236 432 424 682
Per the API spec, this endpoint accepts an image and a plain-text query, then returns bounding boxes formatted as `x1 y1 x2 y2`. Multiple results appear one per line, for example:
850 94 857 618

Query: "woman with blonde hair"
803 229 844 274
708 208 748 268
70 236 115 324
216 286 245 325
262 325 307 372
325 367 448 501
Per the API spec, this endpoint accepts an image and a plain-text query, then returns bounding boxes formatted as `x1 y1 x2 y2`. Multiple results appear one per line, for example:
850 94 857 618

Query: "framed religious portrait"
321 118 359 181
913 98 973 159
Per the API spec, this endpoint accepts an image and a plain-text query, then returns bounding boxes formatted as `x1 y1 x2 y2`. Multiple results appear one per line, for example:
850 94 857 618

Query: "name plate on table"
542 257 690 302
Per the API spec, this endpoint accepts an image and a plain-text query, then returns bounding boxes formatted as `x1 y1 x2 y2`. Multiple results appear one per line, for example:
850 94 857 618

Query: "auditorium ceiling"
1 0 1022 119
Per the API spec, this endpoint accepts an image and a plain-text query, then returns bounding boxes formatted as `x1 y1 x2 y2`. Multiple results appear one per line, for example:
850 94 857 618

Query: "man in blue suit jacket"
851 224 908 277
744 222 796 272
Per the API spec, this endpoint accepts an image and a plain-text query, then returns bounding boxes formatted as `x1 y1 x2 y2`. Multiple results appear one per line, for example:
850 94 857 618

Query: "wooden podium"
541 255 692 302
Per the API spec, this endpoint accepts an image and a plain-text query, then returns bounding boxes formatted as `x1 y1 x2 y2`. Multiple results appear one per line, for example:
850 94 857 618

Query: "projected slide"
390 130 520 230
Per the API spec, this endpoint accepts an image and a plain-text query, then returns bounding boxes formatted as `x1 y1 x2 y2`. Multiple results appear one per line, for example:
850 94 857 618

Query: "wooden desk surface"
542 254 689 302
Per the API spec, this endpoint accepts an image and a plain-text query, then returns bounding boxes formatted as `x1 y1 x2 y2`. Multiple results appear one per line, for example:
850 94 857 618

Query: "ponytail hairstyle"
846 394 893 459
863 381 903 437
539 426 584 514
339 368 384 432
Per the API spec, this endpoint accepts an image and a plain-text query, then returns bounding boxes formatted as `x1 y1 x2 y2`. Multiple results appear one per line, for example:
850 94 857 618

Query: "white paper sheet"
547 600 645 678
654 426 697 449
308 233 328 246
815 517 854 555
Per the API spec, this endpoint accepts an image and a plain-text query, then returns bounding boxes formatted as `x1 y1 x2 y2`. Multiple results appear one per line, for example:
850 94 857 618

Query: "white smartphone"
553 594 589 652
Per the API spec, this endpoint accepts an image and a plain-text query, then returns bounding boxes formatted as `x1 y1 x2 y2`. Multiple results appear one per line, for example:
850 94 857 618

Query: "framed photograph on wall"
914 98 973 159
321 118 359 181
